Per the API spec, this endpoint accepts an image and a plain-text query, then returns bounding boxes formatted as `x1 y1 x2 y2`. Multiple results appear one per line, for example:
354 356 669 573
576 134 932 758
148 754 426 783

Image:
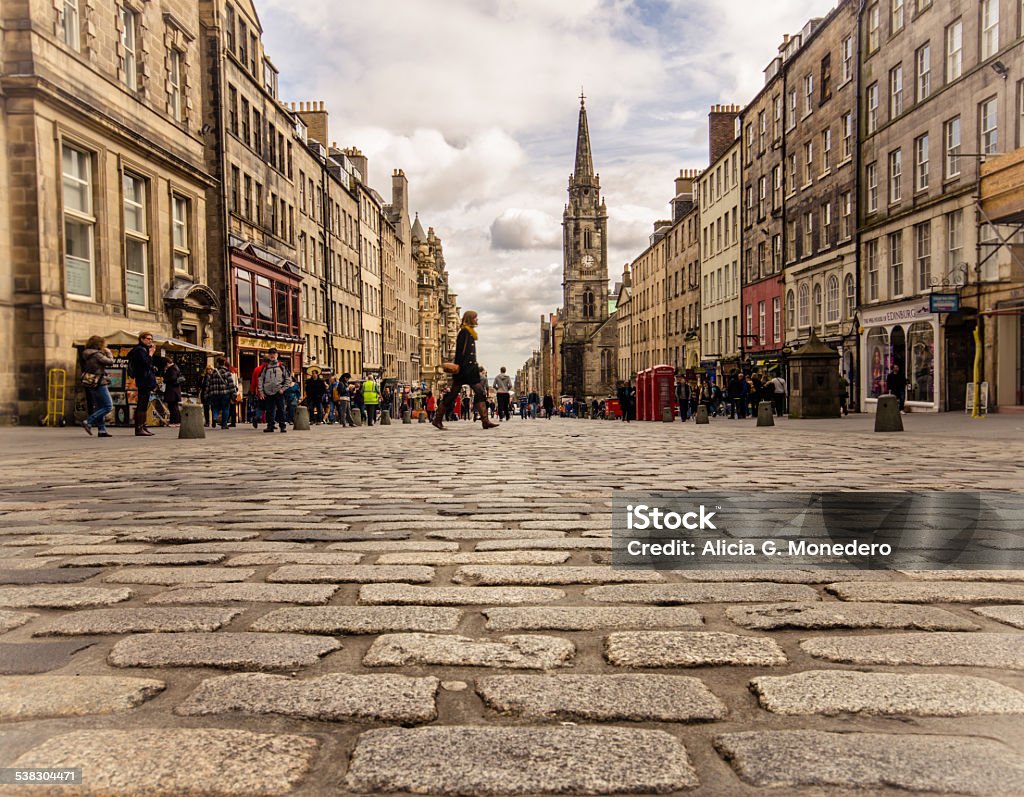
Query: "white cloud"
258 0 837 377
490 208 563 251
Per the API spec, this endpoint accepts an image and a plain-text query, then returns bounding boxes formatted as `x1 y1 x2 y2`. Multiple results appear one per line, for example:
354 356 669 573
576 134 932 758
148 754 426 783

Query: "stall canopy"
73 330 222 355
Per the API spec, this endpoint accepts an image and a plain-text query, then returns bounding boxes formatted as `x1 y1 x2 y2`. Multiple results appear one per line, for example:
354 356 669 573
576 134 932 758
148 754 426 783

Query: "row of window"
862 212 964 301
700 152 740 208
228 165 296 243
702 316 743 357
866 1 1009 66
744 298 784 346
785 275 856 331
702 261 740 308
62 142 192 306
702 207 740 260
59 0 187 123
226 85 294 177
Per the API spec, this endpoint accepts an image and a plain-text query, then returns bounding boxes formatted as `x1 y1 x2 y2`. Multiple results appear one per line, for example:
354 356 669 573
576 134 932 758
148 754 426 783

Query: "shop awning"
73 330 222 355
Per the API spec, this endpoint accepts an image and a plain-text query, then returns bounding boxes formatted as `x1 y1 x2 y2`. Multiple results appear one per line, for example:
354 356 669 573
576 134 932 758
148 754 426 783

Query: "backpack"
126 351 137 379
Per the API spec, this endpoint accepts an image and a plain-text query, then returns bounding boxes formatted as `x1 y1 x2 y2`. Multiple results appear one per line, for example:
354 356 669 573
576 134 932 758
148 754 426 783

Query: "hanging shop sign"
929 293 961 313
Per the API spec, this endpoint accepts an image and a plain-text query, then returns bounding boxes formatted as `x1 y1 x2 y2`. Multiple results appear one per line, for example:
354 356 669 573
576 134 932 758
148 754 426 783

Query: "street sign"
929 292 960 313
965 382 989 416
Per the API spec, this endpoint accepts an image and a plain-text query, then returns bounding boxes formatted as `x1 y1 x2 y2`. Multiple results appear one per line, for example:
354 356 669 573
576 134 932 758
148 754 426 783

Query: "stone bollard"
351 408 363 427
179 404 206 439
402 410 412 424
293 406 310 431
695 405 710 424
662 407 674 422
381 410 392 426
418 412 427 424
874 394 904 433
757 401 775 427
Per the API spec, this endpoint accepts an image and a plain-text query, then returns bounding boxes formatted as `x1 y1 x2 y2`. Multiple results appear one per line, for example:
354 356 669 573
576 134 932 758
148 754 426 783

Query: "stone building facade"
664 171 700 372
859 0 1024 411
3 0 216 422
629 223 669 374
413 217 458 395
560 98 617 400
782 2 860 394
698 107 743 380
200 0 302 382
385 169 419 387
740 37 788 374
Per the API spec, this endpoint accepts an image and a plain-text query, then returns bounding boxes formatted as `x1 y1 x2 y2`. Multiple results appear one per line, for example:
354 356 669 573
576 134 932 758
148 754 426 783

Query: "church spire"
573 90 594 184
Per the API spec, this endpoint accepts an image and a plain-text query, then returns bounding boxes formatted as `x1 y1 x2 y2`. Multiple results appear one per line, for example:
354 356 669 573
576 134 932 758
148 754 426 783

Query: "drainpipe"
853 0 867 411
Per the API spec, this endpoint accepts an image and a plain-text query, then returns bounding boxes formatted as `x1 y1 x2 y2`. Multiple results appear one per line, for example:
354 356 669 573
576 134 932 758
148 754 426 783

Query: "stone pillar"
661 407 674 422
695 405 709 424
178 405 205 439
874 395 904 432
418 412 427 423
293 406 310 431
757 401 775 427
351 408 363 426
381 410 392 426
402 410 412 424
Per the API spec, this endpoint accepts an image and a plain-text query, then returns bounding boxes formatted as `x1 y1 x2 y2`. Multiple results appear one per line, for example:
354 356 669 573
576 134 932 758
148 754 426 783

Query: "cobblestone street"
1 415 1023 796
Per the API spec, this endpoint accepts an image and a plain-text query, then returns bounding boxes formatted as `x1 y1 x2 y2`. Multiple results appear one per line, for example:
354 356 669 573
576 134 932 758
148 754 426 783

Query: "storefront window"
908 321 935 404
275 286 290 335
255 275 273 331
866 327 890 398
235 270 253 326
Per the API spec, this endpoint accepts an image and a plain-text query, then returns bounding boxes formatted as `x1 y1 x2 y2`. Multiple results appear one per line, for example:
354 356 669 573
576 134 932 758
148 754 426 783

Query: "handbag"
81 372 101 388
442 362 460 375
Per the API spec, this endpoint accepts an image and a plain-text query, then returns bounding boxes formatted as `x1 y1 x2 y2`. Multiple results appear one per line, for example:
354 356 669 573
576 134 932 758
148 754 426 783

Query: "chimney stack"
708 104 741 165
296 101 329 146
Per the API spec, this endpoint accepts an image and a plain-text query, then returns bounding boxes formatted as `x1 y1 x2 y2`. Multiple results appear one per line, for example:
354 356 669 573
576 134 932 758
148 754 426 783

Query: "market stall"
73 331 221 427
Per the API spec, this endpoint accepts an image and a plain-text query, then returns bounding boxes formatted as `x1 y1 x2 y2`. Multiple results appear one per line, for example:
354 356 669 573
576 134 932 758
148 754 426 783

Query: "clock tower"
561 93 610 399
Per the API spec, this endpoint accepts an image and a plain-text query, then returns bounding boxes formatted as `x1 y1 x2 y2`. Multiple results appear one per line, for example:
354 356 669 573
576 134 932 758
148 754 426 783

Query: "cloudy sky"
260 0 836 377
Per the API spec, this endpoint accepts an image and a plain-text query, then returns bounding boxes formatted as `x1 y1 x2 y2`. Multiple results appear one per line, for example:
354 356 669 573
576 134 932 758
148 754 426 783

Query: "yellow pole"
971 324 982 418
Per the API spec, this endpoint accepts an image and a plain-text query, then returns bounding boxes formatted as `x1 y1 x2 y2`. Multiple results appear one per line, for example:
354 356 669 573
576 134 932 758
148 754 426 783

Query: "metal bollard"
178 404 206 439
293 405 310 431
756 401 775 427
695 405 710 424
874 394 904 432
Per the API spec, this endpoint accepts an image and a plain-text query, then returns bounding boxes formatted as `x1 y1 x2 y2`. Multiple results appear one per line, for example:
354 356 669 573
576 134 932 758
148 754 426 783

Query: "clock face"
581 254 595 271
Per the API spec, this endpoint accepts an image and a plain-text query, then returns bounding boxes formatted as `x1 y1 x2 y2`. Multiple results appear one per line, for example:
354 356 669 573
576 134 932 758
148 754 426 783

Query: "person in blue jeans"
80 336 115 437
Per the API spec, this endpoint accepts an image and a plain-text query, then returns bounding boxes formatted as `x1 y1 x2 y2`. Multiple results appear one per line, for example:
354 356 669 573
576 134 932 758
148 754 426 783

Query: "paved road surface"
0 414 1022 796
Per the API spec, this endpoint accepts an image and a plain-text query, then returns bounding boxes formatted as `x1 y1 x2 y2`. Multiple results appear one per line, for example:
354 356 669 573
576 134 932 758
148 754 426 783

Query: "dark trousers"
167 401 181 425
773 394 786 416
365 405 379 426
202 399 212 426
497 393 511 420
308 399 323 424
265 393 287 430
134 389 151 429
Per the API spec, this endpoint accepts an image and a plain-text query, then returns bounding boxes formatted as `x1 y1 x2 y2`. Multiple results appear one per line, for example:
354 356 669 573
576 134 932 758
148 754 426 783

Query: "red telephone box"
636 369 651 420
651 365 677 421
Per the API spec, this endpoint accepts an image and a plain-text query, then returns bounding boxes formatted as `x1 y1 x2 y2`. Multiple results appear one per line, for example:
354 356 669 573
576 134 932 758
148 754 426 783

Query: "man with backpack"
258 348 290 433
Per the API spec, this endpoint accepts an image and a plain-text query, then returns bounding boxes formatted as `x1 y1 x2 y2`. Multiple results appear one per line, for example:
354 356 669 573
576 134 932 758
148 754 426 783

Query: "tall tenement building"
858 0 1024 412
560 96 617 400
2 0 216 422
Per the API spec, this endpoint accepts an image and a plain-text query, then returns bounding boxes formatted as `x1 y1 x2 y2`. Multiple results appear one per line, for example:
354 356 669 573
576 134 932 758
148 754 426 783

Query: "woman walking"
433 311 499 430
80 336 115 437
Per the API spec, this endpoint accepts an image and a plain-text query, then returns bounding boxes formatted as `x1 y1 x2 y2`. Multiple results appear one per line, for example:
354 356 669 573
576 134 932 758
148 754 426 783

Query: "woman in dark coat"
163 354 183 427
433 310 498 430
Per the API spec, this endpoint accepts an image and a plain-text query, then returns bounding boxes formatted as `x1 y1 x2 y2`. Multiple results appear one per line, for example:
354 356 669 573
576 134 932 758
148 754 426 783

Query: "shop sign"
235 336 299 353
860 299 931 328
929 293 961 313
965 382 989 416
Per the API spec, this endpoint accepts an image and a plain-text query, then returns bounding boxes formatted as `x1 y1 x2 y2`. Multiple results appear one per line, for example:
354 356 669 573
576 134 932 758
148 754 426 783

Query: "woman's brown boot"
431 413 446 430
477 402 499 429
